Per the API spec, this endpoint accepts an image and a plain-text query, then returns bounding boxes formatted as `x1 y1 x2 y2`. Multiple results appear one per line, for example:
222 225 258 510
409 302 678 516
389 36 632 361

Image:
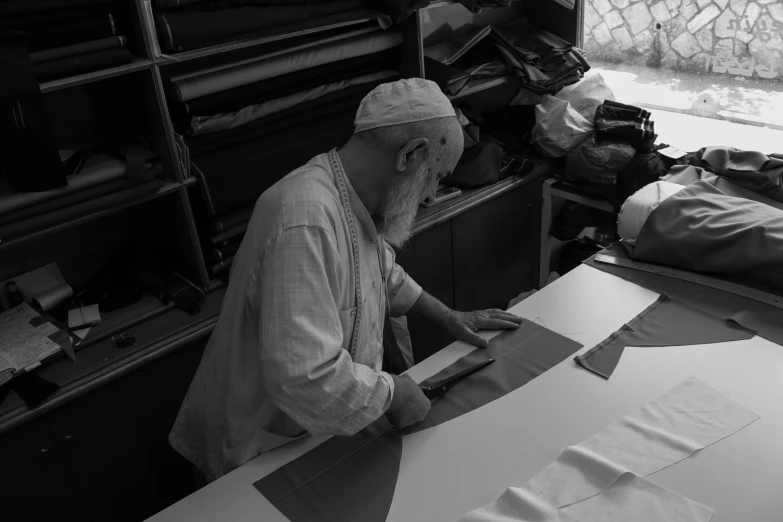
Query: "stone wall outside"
583 0 783 81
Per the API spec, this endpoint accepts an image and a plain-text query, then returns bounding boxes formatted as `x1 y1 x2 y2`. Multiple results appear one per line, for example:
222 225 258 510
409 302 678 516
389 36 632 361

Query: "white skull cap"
354 78 456 134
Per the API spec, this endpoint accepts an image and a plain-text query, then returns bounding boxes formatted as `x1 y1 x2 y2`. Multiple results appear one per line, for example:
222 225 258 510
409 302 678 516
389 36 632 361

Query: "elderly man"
170 78 522 482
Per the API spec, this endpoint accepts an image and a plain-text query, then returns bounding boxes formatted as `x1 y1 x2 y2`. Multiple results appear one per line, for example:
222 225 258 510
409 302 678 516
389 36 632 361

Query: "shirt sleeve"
256 225 393 437
382 240 423 317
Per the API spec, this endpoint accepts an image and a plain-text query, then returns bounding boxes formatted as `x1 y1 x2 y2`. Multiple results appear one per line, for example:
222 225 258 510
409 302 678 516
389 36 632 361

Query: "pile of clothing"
424 18 589 98
0 0 133 82
152 0 430 53
165 30 403 275
442 106 536 190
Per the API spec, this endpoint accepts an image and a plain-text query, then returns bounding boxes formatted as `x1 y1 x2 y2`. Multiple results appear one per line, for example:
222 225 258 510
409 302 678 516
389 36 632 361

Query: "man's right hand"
386 374 431 428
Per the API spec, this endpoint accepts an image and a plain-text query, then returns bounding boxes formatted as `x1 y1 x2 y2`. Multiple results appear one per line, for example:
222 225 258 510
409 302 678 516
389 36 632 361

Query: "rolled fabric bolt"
617 181 686 244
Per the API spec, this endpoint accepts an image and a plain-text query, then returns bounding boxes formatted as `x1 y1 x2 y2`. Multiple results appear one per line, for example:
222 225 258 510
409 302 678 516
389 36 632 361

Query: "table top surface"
148 264 783 522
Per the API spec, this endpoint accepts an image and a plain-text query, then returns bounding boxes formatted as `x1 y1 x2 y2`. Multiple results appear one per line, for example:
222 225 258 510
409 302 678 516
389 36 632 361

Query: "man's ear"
395 137 429 173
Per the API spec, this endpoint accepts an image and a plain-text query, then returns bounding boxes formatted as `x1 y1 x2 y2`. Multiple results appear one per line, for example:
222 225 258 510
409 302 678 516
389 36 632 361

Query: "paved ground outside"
593 61 783 129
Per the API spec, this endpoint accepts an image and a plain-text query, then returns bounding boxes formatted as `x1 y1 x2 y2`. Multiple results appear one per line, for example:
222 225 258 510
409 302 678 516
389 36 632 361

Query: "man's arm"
408 291 523 348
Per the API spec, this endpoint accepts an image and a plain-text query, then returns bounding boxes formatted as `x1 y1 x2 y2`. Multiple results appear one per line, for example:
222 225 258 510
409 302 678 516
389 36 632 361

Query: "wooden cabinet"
452 183 540 312
396 220 456 363
43 336 208 522
0 419 89 522
396 174 544 363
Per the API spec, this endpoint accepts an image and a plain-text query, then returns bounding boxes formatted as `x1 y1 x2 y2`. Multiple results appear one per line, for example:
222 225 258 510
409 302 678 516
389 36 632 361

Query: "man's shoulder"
259 154 343 232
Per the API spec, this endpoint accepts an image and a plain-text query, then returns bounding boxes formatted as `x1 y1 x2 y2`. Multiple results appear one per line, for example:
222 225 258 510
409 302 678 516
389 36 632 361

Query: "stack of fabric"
167 31 403 275
424 18 589 97
152 0 430 54
0 0 134 82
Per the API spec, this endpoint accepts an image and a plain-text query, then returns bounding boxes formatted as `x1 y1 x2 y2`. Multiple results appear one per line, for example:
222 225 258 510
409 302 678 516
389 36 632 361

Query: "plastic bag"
531 95 593 158
556 72 615 121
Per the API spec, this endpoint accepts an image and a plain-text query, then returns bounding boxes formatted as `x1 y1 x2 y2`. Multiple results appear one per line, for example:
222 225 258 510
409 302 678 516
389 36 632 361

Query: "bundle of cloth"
617 147 783 295
424 18 589 98
166 31 403 275
0 0 133 82
441 105 536 190
151 0 430 53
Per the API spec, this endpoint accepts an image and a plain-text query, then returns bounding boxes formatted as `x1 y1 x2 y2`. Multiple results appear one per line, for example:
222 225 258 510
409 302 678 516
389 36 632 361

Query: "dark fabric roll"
210 255 235 274
192 89 367 214
594 100 656 150
208 237 242 264
0 34 66 193
30 36 126 63
175 49 397 120
1 10 119 52
155 2 379 53
34 48 133 82
0 164 160 225
187 81 375 155
0 0 116 16
209 207 253 234
0 178 162 241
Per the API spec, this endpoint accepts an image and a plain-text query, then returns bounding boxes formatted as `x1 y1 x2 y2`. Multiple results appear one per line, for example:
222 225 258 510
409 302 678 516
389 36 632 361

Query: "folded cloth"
565 139 636 185
191 84 375 215
0 178 163 241
155 2 388 53
685 146 783 202
1 9 120 52
595 100 656 150
424 56 472 96
30 36 126 63
190 70 397 135
174 49 397 120
170 31 401 101
34 48 133 82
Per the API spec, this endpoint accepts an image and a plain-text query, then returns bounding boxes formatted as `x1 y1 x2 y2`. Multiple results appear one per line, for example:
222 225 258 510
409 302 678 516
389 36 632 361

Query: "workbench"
146 261 783 522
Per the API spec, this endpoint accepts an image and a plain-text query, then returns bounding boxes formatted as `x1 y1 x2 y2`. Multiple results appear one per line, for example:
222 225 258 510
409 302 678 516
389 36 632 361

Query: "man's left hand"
444 309 523 348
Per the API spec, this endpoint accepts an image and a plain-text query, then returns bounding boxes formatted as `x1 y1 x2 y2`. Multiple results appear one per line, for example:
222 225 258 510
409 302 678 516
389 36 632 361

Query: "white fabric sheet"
456 376 759 522
559 473 714 522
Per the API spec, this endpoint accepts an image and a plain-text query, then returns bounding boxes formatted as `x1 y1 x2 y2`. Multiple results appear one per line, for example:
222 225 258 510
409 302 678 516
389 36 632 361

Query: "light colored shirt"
169 150 422 481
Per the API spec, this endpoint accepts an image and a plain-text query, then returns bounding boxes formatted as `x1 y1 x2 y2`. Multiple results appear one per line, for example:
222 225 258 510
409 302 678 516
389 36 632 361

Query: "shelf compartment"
0 178 193 251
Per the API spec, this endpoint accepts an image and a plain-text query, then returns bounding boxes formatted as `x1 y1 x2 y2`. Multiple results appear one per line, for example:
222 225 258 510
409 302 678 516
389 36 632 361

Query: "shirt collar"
329 149 380 241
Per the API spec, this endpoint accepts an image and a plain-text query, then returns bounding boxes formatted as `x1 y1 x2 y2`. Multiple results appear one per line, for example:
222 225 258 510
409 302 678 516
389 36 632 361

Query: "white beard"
377 165 428 248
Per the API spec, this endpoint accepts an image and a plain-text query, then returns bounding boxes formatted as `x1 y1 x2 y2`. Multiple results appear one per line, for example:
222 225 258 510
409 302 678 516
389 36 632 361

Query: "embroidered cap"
354 78 456 134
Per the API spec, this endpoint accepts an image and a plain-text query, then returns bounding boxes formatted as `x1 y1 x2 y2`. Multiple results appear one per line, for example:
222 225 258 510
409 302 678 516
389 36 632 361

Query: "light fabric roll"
191 70 398 136
617 180 686 244
174 31 402 102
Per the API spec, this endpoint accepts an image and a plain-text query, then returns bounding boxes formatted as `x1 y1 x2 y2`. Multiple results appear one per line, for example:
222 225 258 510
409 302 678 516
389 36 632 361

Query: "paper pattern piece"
456 377 759 521
0 303 61 374
575 294 755 379
254 320 583 522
